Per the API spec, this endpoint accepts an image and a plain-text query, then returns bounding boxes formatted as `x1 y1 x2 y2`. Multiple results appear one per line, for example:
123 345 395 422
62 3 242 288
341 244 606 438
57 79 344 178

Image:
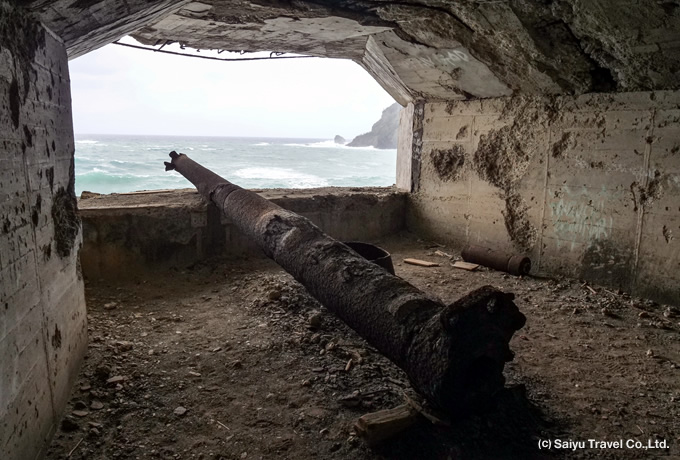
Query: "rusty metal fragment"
165 151 526 416
462 245 531 276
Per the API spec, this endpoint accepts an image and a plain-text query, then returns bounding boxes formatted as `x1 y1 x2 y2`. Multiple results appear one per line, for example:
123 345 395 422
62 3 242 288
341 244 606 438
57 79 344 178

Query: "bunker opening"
3 1 680 460
70 37 399 196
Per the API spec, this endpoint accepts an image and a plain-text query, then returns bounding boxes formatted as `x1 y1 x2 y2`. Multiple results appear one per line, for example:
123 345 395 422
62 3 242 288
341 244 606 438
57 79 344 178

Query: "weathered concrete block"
79 188 407 280
409 93 680 304
0 303 43 405
396 102 415 191
0 343 54 460
634 133 680 302
0 6 87 459
422 115 474 142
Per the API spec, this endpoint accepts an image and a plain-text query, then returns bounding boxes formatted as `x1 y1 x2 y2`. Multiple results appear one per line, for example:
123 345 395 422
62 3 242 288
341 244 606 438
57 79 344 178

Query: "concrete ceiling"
24 0 680 104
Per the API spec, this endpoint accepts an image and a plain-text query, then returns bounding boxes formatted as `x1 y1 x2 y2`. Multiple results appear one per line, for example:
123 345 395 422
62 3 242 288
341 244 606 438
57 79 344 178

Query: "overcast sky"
68 38 396 139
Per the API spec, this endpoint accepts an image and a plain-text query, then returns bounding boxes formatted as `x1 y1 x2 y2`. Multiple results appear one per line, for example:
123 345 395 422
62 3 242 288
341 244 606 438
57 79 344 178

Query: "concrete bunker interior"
2 1 680 459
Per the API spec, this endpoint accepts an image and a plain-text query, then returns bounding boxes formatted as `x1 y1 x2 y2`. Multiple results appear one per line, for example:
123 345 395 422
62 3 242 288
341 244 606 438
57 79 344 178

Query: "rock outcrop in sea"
348 103 401 149
334 135 346 144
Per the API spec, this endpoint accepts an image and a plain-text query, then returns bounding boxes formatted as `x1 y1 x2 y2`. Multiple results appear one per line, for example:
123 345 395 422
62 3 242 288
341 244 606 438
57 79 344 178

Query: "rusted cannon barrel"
462 245 531 276
165 151 526 416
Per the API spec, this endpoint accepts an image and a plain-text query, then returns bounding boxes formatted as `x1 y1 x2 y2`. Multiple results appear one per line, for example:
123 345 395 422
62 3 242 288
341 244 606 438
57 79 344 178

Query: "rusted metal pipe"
165 151 526 416
461 245 531 276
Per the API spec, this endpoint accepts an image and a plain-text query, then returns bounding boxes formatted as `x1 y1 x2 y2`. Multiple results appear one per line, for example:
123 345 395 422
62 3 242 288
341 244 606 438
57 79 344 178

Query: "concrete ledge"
79 187 407 280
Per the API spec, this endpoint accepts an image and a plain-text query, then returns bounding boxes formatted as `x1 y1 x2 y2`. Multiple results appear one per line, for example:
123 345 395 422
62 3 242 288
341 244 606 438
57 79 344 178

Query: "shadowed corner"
370 383 562 460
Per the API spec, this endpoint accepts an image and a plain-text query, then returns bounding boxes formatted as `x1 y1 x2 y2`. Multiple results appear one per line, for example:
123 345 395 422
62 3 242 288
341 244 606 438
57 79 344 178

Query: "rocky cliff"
348 103 401 149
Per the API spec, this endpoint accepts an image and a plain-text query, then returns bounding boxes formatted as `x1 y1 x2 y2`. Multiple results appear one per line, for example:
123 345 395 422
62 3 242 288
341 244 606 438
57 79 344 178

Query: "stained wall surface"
406 93 680 305
0 4 88 459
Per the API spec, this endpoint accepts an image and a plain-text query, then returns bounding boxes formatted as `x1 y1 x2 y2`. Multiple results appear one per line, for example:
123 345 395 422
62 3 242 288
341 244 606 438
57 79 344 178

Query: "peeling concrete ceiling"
24 0 680 103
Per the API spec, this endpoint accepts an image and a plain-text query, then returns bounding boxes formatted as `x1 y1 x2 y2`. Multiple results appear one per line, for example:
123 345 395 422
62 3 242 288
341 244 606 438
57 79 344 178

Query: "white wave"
233 167 328 188
344 144 386 151
253 142 270 146
76 140 99 144
283 140 339 148
201 148 217 151
307 140 343 148
282 140 388 151
282 140 349 148
80 169 152 178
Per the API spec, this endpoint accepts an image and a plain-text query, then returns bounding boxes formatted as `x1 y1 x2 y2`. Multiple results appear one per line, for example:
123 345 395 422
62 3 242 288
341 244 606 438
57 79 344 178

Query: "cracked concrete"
21 0 680 102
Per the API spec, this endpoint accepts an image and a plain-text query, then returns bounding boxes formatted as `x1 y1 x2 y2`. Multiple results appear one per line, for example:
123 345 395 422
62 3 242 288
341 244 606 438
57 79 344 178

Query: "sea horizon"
74 133 397 196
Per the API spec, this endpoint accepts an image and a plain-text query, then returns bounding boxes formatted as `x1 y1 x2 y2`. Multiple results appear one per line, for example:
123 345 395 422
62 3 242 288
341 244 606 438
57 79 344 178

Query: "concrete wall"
0 4 87 459
407 92 680 305
79 188 406 280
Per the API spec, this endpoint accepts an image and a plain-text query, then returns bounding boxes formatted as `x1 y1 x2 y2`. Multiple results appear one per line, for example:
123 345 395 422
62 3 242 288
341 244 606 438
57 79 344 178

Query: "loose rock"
115 341 134 351
90 400 104 410
106 375 126 385
308 311 322 329
94 365 111 381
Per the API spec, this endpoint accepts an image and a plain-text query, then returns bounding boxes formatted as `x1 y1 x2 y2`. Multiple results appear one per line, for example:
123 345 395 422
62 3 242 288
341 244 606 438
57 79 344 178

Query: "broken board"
452 261 480 271
403 258 440 267
354 403 421 445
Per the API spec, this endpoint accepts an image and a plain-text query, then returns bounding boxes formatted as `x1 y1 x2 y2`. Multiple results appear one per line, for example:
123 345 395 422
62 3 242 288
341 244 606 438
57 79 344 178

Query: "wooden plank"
354 404 421 445
403 258 440 267
452 261 480 271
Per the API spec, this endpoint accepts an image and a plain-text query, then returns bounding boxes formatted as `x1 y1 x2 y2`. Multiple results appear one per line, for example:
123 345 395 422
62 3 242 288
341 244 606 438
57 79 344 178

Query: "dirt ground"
46 234 679 459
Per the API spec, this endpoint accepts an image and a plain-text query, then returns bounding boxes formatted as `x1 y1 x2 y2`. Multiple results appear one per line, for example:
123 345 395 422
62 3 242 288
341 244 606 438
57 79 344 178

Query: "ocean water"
74 134 397 196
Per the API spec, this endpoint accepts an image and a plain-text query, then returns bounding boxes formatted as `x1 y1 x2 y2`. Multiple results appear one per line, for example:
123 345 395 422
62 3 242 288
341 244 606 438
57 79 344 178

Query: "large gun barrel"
165 151 525 416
